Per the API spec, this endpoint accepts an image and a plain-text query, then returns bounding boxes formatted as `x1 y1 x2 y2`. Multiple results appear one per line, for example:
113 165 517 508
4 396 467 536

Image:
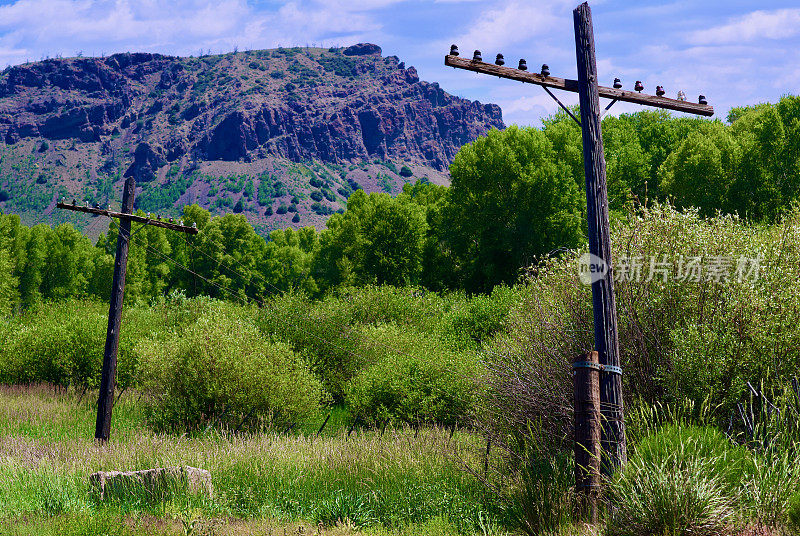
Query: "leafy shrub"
399 165 412 177
481 204 800 448
256 287 464 402
310 191 323 202
346 324 477 427
0 300 139 392
292 213 300 223
137 303 328 432
440 286 517 350
311 202 333 215
276 204 288 214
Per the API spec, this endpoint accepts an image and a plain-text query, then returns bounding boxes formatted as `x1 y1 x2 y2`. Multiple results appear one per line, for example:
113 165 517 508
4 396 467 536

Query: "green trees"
1 95 800 308
442 126 584 292
262 226 318 294
660 123 739 216
314 189 427 290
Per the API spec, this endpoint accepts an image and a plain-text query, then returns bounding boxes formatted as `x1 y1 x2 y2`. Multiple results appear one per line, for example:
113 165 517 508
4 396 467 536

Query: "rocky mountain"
0 44 503 235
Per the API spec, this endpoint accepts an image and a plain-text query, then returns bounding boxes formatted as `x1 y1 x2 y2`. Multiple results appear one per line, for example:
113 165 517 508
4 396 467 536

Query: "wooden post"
573 351 601 522
95 174 135 442
573 1 626 473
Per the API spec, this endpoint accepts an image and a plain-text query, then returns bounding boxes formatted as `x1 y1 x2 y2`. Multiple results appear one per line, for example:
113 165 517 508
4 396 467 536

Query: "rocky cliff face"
0 45 504 233
0 45 502 172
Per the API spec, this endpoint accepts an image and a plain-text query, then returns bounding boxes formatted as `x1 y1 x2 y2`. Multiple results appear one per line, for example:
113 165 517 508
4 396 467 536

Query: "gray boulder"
89 466 212 501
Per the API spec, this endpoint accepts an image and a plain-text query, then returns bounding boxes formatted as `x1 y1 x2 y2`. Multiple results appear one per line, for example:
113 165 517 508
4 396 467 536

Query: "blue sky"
0 0 797 126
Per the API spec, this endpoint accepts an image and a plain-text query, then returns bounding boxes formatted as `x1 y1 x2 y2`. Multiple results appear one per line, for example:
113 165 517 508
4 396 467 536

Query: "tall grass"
0 385 504 535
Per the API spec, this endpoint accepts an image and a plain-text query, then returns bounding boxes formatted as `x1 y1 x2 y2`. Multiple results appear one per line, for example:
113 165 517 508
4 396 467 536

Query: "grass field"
0 384 508 536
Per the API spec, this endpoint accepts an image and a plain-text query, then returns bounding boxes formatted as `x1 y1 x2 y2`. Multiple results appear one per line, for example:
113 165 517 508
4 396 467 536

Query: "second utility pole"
57 175 198 442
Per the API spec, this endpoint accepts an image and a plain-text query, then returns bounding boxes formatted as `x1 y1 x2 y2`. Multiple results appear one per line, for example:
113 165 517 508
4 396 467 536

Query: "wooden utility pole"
444 1 713 475
573 1 625 472
573 351 601 522
95 174 135 442
57 176 197 442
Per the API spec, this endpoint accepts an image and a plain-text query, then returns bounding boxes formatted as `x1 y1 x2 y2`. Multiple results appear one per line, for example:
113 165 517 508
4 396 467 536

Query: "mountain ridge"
0 44 504 235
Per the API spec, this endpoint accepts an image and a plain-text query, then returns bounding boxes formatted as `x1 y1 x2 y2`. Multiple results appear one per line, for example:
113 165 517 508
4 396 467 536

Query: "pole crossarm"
56 202 198 234
444 55 714 117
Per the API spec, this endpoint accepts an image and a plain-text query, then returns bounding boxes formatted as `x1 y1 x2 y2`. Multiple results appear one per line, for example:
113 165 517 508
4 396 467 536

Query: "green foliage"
135 170 196 213
660 122 738 216
137 303 327 432
0 300 139 391
317 54 357 77
314 190 427 290
399 165 413 177
788 491 800 532
443 126 584 292
346 323 477 427
256 173 273 205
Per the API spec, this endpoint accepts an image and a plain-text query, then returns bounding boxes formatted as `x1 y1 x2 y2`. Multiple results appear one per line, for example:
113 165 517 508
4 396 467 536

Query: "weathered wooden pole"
573 1 626 472
56 177 197 442
95 174 135 442
573 351 601 522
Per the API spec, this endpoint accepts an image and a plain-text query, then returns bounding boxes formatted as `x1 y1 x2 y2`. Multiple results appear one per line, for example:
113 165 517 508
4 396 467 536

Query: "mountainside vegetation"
0 44 503 233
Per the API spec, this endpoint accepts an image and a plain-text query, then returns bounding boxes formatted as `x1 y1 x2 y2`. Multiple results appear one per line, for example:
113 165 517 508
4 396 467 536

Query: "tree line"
0 95 798 312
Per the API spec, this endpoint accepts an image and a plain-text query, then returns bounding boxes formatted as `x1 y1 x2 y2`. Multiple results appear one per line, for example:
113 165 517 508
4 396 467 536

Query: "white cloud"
0 0 397 65
444 0 569 53
689 8 800 45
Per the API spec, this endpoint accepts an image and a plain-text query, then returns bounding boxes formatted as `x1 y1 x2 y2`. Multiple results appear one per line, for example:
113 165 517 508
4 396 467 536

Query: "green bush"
256 287 473 404
439 285 517 350
481 204 800 449
0 300 139 392
346 324 477 427
138 303 328 432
